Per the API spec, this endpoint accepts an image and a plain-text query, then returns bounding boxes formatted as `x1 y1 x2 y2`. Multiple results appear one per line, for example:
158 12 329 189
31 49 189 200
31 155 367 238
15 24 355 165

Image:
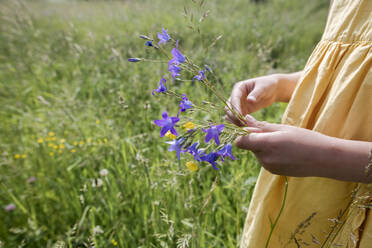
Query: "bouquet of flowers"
128 27 249 172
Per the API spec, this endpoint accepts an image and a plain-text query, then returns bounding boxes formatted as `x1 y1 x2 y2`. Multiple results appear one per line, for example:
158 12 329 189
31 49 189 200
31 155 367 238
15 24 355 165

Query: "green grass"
0 0 328 247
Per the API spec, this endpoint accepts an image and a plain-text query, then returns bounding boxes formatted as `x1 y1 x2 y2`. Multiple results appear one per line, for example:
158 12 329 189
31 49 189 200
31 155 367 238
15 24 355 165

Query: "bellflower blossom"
168 63 182 79
202 124 225 145
145 41 153 47
168 41 186 79
201 152 220 170
179 94 192 112
167 138 185 160
193 70 206 82
154 111 179 137
152 76 167 95
217 143 235 161
157 27 171 45
170 42 185 64
185 142 205 162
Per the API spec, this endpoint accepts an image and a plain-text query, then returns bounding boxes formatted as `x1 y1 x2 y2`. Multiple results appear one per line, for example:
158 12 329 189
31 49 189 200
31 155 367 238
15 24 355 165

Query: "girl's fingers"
235 132 265 152
244 114 283 132
224 112 243 126
245 85 263 111
224 97 246 126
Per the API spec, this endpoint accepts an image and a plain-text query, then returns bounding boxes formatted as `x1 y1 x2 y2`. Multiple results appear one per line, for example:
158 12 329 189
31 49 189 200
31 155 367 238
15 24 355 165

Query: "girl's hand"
235 115 372 183
225 72 303 126
225 75 279 126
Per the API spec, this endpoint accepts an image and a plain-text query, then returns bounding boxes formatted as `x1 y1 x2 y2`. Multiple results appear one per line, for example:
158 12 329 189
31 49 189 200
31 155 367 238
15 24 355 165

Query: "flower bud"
145 41 153 47
128 58 142 62
139 35 152 40
5 204 16 212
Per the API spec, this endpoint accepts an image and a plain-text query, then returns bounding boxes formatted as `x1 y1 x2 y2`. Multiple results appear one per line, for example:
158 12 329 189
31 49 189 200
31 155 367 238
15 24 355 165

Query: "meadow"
0 0 329 247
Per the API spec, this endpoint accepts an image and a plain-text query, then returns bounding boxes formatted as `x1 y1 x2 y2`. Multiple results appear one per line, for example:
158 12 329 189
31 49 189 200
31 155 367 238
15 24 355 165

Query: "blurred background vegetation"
0 0 329 247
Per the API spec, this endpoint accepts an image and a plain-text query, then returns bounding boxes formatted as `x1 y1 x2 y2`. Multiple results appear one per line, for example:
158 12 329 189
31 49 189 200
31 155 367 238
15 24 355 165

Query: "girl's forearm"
274 71 303 103
312 134 372 183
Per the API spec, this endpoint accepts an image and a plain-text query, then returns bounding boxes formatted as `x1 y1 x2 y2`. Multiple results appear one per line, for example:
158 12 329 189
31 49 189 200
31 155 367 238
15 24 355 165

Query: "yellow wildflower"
46 137 52 142
37 138 44 144
87 138 92 143
59 144 65 149
53 145 58 150
165 130 176 140
79 141 84 145
183 121 195 131
51 137 56 141
58 150 63 154
71 149 76 153
98 139 102 145
111 239 118 246
96 120 100 125
59 138 66 143
103 138 108 143
49 152 54 156
48 131 55 137
48 143 54 147
14 154 20 159
186 161 198 172
21 154 27 159
73 141 78 146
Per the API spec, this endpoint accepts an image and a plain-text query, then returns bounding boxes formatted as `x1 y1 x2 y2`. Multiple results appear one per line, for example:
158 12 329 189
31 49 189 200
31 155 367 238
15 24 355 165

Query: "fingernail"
234 136 243 148
247 96 256 101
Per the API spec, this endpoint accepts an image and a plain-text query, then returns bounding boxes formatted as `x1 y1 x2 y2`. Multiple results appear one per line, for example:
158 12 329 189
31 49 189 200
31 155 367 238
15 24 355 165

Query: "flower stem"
265 176 288 248
185 60 247 126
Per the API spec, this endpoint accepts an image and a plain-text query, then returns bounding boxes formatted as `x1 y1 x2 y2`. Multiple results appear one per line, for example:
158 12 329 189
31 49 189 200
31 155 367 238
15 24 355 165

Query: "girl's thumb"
246 87 263 103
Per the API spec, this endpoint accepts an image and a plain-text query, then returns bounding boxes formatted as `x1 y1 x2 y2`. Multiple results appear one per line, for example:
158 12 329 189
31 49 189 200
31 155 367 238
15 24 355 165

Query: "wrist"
274 71 303 103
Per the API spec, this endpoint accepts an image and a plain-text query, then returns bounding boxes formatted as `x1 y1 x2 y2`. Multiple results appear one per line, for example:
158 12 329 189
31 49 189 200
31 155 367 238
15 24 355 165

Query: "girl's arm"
236 115 372 183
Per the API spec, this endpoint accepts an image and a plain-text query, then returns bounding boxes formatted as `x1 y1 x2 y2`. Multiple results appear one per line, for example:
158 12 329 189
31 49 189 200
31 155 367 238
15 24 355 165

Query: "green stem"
265 176 288 248
186 60 247 125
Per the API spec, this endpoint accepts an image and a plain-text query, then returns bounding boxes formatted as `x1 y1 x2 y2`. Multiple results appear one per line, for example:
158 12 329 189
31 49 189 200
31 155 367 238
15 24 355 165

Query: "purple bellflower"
168 41 186 79
185 142 205 162
167 138 185 160
202 124 225 145
154 111 179 137
201 152 220 170
170 42 185 64
204 64 212 72
168 63 182 79
217 143 235 161
193 70 206 82
152 76 167 95
179 94 192 112
157 27 171 45
145 41 153 47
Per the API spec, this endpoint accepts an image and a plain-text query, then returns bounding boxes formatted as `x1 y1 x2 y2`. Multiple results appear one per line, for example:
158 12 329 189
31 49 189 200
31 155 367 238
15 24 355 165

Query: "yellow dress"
240 0 372 247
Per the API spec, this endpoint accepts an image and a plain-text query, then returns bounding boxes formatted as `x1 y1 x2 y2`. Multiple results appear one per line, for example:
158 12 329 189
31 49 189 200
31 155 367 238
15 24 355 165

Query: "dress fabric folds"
240 0 372 247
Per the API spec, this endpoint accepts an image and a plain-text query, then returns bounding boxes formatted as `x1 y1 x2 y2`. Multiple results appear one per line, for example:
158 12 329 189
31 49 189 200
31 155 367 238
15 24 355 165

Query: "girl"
225 0 372 247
